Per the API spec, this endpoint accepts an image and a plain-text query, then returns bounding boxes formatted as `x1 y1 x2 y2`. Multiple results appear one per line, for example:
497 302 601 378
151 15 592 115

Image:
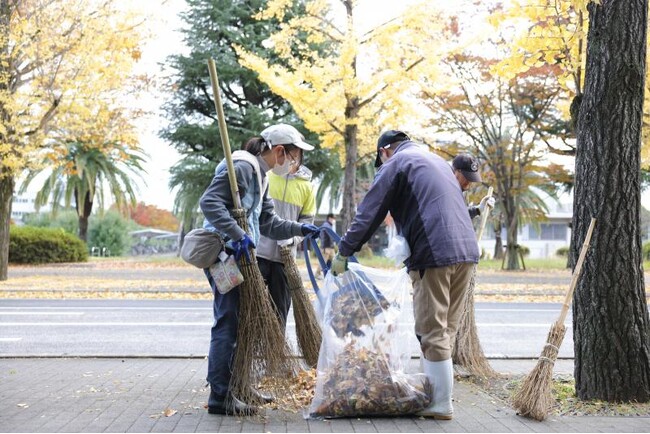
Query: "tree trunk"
0 174 13 281
504 212 521 270
0 0 11 281
572 0 650 402
493 221 504 259
76 189 94 242
341 124 357 232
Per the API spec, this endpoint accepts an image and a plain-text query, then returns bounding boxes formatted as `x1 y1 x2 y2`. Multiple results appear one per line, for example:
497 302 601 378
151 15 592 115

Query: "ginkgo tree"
236 0 458 229
0 0 148 280
496 0 650 402
489 0 586 154
490 0 650 166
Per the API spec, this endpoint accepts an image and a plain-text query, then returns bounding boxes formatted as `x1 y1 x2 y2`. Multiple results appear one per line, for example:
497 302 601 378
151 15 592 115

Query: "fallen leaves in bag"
328 285 390 338
310 343 431 417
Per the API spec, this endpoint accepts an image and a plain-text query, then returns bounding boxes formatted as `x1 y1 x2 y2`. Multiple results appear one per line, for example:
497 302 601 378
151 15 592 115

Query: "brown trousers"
409 263 474 361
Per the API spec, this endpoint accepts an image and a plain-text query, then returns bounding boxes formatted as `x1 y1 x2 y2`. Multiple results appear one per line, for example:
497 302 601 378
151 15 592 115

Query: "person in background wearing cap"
199 123 320 416
330 130 479 420
452 153 495 219
255 126 317 333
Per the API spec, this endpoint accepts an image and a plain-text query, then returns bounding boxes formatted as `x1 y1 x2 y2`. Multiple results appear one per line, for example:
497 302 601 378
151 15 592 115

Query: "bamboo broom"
453 187 498 378
280 245 322 368
512 217 596 421
207 59 300 405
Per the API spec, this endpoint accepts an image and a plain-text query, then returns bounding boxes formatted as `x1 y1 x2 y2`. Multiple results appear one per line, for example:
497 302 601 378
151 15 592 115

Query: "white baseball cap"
260 124 314 151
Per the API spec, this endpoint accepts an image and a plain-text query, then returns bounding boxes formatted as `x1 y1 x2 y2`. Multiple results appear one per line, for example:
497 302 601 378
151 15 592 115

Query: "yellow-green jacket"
256 165 316 263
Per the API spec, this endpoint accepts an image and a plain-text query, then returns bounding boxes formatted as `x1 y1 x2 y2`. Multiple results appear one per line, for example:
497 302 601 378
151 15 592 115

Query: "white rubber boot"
417 358 454 419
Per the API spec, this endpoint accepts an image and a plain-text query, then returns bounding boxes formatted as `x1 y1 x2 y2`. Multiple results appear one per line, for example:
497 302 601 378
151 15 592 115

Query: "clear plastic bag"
383 234 410 265
208 251 244 294
308 263 431 418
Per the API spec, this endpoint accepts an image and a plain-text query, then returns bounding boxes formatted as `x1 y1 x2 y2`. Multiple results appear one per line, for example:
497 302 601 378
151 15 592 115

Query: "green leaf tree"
160 0 326 234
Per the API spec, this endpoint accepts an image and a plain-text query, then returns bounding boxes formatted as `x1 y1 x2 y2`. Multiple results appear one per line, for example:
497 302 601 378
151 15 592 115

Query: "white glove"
479 196 495 214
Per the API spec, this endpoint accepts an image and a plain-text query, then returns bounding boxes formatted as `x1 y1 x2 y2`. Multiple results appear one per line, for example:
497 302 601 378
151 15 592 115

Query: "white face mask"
272 149 291 177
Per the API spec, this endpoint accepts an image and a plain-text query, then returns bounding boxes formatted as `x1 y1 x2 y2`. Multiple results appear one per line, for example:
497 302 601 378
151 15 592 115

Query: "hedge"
9 226 88 264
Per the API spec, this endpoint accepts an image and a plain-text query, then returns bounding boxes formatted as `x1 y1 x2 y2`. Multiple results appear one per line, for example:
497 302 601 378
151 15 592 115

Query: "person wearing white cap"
256 124 317 333
199 123 319 416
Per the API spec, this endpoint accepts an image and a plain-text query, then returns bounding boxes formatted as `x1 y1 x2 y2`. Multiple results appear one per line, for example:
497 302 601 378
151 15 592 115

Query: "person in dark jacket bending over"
199 124 320 416
330 130 479 420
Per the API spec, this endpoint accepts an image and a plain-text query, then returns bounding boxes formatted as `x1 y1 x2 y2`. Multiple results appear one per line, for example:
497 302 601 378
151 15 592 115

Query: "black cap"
452 154 482 183
375 130 410 167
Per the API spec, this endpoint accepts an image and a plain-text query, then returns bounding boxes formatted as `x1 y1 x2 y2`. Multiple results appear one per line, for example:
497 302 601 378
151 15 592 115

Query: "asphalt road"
0 299 575 358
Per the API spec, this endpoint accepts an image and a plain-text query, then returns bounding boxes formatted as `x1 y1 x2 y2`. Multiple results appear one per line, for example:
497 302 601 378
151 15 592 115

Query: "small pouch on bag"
208 251 244 294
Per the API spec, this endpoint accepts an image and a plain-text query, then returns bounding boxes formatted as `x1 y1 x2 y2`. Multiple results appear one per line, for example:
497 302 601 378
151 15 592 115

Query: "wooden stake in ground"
453 187 498 378
207 59 299 404
513 218 596 421
280 245 322 368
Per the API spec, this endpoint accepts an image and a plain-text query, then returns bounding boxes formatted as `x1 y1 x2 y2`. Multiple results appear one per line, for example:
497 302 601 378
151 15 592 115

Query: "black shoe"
207 394 258 416
250 387 274 404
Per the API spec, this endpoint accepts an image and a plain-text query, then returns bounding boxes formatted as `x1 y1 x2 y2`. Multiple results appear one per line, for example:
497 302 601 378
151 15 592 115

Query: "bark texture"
572 0 650 401
0 175 13 281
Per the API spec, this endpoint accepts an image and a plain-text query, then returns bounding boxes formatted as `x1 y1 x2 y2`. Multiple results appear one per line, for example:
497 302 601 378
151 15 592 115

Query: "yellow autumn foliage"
236 0 457 164
0 0 148 180
492 0 650 167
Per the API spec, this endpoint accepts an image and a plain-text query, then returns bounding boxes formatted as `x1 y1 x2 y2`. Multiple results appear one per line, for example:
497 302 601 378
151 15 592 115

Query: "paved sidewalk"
1 358 647 433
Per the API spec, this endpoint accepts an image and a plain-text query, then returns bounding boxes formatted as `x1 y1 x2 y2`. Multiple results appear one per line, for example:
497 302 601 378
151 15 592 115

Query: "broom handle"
207 58 241 209
558 217 596 324
476 187 494 242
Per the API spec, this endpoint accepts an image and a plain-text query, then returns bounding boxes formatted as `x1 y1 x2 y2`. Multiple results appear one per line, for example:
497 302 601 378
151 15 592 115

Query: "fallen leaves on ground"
477 375 650 417
259 369 317 413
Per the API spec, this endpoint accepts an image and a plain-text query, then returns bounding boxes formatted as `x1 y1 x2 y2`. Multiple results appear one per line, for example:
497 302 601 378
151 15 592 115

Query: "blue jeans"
204 268 240 402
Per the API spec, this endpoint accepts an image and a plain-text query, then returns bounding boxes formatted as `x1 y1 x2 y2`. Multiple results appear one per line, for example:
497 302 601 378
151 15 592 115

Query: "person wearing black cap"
331 129 479 420
452 154 495 219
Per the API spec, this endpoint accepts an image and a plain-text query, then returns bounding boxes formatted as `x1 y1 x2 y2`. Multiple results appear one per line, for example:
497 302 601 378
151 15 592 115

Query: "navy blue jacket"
339 141 479 271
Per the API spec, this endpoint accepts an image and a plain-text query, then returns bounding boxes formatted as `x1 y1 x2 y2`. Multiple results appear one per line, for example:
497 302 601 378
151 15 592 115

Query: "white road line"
0 322 570 327
0 306 558 313
0 338 22 342
475 308 561 312
0 312 85 315
0 322 212 326
0 306 210 311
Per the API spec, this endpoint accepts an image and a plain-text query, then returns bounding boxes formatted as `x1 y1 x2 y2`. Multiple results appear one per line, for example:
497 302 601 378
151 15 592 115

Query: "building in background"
479 200 572 259
11 193 51 224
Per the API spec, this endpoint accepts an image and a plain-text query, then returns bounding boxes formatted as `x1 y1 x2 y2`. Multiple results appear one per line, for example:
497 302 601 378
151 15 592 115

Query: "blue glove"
301 223 320 237
233 234 255 263
330 253 348 276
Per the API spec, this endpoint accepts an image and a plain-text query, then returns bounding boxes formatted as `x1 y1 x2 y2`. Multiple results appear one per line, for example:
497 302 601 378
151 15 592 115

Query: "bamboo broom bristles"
452 266 498 378
512 322 566 421
452 187 497 378
229 210 300 404
512 218 596 421
280 245 322 368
